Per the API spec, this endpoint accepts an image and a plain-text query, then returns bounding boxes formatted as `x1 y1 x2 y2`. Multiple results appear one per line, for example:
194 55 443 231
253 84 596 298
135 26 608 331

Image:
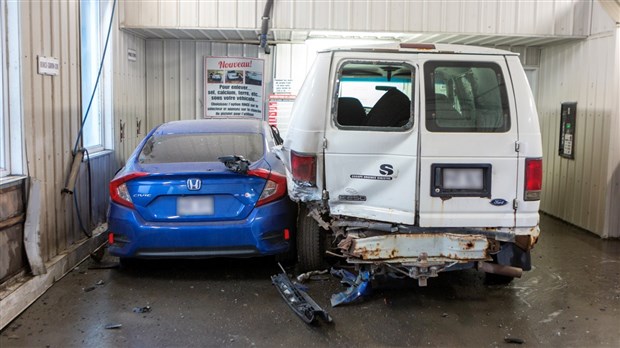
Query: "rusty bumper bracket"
271 264 333 324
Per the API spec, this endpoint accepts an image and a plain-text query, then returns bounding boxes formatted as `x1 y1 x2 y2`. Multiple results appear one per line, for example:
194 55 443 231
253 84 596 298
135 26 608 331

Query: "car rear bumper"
107 199 295 258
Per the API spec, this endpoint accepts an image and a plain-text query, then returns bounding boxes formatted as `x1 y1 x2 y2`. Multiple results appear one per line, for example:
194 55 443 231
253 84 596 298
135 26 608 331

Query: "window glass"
138 133 265 164
336 62 413 129
424 61 510 132
80 0 113 151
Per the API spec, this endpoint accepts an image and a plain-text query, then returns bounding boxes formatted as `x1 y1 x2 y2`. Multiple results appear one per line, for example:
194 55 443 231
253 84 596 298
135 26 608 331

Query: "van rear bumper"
346 233 489 262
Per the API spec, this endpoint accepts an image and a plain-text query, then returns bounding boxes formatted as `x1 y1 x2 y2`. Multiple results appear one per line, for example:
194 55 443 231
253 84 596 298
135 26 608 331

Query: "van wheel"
296 205 327 272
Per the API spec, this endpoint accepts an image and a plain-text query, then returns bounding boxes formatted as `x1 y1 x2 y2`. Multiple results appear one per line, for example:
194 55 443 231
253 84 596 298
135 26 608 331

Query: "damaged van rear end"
279 43 543 286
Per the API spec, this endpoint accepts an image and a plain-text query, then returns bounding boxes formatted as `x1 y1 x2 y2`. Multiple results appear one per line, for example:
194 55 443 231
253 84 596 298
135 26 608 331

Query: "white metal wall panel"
120 0 594 38
591 0 618 34
113 26 146 165
603 28 620 238
18 0 115 261
145 41 266 129
538 32 618 237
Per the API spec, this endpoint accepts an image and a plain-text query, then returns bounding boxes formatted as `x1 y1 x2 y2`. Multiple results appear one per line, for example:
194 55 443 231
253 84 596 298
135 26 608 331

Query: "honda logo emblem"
186 178 202 191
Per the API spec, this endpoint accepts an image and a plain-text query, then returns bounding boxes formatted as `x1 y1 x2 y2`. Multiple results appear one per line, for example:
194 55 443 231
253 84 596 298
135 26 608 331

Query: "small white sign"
37 56 60 76
128 48 137 62
273 79 293 94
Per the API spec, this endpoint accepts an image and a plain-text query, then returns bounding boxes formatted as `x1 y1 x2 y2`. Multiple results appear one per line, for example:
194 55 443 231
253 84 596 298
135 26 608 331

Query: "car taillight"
109 172 148 209
524 158 542 201
249 169 287 207
290 151 316 187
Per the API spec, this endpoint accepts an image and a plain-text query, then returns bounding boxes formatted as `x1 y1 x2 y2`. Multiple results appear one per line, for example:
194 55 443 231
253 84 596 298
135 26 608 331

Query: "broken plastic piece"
330 269 372 307
271 263 332 324
218 155 250 174
132 306 151 313
296 269 328 283
330 268 357 287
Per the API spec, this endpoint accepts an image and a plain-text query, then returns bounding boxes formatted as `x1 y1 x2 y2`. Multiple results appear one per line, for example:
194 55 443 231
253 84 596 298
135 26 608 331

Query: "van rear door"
323 53 419 225
418 54 519 228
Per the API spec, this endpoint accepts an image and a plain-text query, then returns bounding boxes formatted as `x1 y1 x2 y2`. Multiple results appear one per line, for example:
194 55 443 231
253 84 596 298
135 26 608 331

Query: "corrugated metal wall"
18 0 115 262
537 32 618 237
121 0 591 37
603 28 620 238
120 0 263 29
144 41 264 131
113 27 147 166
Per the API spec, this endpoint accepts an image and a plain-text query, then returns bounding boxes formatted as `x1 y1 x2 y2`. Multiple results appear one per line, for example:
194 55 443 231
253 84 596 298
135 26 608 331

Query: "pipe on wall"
259 0 274 54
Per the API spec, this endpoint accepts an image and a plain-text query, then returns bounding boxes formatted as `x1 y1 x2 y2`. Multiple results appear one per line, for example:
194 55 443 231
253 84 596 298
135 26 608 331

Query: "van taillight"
524 158 542 201
291 151 316 187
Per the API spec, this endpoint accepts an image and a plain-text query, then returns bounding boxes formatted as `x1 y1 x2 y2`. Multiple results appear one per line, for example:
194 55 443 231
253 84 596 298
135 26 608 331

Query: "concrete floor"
1 214 619 347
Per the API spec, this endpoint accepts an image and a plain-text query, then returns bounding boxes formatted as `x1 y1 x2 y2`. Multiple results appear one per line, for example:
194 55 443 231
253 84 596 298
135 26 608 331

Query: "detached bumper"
346 233 489 263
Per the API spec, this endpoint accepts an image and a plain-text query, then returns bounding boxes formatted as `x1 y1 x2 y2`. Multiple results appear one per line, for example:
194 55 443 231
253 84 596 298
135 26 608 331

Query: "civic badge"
186 178 202 191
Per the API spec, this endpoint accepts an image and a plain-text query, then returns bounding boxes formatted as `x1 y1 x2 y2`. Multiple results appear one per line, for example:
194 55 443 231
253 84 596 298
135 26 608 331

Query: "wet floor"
2 214 619 347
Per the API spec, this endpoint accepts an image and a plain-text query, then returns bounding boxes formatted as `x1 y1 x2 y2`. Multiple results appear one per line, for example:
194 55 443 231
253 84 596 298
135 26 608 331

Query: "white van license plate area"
431 164 492 198
348 233 489 261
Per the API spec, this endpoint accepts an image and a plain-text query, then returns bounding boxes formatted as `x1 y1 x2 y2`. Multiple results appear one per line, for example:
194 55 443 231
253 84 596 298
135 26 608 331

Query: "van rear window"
138 133 264 164
424 61 510 133
335 62 413 129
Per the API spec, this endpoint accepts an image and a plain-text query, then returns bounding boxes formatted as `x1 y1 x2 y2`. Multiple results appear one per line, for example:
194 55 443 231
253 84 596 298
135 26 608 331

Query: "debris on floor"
82 286 96 292
96 280 105 286
104 323 122 330
330 268 372 307
296 269 329 283
271 263 332 324
132 306 152 313
504 337 525 344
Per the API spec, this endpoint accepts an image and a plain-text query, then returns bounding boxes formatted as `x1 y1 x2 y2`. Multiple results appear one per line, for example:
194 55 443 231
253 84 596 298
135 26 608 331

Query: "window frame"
333 60 415 132
424 60 511 133
79 0 113 153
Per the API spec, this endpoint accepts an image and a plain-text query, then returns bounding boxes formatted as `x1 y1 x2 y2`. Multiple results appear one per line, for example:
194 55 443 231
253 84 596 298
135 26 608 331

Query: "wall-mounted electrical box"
558 102 577 159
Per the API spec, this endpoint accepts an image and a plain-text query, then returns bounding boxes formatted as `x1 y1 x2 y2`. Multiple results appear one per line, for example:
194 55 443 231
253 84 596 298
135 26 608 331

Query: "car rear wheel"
296 205 327 272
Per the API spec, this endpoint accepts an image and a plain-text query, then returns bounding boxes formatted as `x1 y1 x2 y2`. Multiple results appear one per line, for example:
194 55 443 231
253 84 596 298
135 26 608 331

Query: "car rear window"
138 133 264 164
424 61 510 133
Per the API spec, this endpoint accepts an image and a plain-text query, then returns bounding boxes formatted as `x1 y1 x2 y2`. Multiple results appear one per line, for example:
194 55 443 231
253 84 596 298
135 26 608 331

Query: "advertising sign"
204 56 264 118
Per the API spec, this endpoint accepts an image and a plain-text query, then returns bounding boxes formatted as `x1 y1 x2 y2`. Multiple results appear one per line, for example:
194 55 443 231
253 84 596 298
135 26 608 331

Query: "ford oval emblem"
490 199 508 206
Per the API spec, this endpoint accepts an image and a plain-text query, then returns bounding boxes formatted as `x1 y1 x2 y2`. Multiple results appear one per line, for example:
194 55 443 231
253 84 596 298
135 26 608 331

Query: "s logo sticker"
379 164 394 176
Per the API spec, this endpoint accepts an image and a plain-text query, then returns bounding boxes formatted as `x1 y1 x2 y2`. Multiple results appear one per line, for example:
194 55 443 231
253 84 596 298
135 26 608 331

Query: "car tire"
296 205 327 272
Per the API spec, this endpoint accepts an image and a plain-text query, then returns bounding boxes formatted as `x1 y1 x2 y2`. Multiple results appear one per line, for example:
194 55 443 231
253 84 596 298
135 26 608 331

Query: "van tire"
296 205 327 272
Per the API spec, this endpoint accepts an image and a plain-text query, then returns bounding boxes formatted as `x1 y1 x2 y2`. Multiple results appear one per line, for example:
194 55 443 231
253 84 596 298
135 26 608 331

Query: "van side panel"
281 53 332 202
506 56 543 228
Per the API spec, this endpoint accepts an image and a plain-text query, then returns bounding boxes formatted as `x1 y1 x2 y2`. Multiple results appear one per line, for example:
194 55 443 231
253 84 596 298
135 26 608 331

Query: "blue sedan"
107 118 296 262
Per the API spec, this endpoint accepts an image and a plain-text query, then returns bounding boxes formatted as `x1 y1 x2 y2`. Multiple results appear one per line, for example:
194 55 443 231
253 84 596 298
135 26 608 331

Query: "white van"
279 43 543 285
